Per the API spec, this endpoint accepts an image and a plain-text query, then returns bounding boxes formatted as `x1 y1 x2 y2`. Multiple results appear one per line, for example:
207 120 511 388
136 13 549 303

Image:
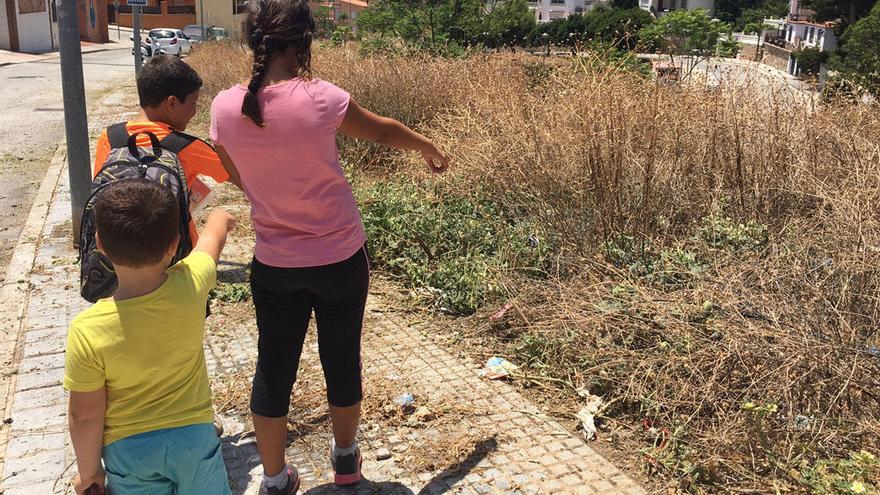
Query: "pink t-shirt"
210 78 365 268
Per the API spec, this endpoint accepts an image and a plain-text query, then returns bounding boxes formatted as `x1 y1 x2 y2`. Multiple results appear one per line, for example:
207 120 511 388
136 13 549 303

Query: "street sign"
127 0 147 5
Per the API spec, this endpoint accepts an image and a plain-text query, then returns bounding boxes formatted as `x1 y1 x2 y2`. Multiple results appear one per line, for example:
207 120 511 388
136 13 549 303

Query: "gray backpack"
78 123 196 303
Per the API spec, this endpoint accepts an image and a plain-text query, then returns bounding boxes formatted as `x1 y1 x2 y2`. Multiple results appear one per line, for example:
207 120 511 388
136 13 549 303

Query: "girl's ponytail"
242 30 270 127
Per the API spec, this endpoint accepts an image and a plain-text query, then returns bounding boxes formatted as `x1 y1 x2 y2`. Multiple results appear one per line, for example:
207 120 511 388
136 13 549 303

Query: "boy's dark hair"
95 179 180 268
242 0 315 127
137 55 203 108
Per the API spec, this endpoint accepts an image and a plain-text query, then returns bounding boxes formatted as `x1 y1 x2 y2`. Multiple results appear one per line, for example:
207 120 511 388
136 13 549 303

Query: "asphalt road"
0 47 134 281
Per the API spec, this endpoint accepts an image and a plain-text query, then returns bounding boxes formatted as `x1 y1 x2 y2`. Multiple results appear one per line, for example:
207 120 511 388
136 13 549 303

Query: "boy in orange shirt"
93 55 242 241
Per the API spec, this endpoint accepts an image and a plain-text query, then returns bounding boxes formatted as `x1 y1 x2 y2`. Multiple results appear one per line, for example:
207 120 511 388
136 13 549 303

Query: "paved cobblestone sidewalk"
0 94 646 495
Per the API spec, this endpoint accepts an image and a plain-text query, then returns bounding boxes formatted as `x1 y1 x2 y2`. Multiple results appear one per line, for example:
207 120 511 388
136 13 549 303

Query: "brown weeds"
191 43 880 491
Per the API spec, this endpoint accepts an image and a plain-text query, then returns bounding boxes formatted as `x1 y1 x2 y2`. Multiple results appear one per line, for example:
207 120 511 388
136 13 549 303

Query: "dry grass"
189 43 880 491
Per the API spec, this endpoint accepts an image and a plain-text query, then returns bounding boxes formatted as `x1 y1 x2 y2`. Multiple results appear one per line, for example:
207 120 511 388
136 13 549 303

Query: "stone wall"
763 43 792 72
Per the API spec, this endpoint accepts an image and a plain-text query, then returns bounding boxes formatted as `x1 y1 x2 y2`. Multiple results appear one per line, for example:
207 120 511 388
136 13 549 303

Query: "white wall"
640 0 715 16
16 9 54 53
198 0 246 36
0 1 11 50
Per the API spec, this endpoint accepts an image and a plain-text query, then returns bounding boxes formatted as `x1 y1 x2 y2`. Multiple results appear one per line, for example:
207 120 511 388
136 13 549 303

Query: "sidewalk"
0 88 646 495
0 25 131 67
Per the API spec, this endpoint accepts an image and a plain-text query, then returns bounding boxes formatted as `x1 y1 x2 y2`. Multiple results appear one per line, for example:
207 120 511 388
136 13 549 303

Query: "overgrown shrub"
189 44 880 492
357 177 554 314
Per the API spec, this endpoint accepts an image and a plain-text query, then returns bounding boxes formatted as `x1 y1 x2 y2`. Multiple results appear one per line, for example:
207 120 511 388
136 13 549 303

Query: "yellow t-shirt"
63 252 217 446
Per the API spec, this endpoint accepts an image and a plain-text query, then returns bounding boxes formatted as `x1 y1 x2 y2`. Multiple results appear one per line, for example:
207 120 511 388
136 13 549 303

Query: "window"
681 0 687 7
149 29 177 39
233 0 247 15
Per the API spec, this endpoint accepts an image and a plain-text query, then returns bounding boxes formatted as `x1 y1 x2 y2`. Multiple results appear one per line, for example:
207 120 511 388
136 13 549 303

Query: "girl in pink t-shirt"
209 0 448 492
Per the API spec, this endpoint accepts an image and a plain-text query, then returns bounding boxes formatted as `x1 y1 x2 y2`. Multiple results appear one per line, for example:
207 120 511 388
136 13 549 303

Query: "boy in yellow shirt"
64 179 235 495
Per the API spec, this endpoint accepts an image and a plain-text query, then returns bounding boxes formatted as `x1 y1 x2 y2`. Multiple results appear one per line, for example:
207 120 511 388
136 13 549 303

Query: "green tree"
533 6 652 49
800 0 875 25
794 46 829 75
639 9 732 55
715 0 762 25
715 0 789 29
356 0 484 46
314 5 337 38
485 0 535 47
831 1 880 95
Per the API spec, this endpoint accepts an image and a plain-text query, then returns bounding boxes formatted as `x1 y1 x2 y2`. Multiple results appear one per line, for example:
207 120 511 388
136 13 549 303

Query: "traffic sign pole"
112 0 119 39
132 4 142 72
56 0 91 246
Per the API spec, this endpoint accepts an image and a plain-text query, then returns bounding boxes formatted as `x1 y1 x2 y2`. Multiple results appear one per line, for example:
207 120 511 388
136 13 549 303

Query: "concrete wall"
117 11 194 29
0 0 11 50
195 0 244 36
763 42 791 72
16 5 54 53
78 0 108 42
741 42 759 61
117 0 195 30
641 0 714 16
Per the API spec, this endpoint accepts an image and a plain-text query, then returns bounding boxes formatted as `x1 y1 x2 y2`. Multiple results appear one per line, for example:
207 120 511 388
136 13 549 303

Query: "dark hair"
137 55 203 108
242 0 315 127
95 179 180 268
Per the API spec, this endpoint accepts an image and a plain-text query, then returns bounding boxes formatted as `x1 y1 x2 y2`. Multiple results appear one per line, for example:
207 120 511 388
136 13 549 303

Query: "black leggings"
249 245 369 416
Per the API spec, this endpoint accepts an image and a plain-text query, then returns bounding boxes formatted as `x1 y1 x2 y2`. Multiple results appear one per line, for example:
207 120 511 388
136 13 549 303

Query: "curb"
0 144 68 485
0 46 126 68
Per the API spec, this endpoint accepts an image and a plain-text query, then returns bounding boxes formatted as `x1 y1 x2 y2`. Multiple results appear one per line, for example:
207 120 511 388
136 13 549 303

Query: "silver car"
182 24 228 43
146 28 192 57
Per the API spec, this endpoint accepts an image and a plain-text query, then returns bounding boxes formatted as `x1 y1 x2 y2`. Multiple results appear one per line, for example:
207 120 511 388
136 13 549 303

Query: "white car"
146 29 192 57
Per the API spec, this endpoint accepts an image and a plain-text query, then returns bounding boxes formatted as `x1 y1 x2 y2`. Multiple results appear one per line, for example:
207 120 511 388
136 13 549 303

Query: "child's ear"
165 95 179 112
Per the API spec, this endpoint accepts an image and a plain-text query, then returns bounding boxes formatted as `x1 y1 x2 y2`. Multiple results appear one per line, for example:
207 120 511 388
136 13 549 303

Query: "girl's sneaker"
261 465 300 495
330 442 363 486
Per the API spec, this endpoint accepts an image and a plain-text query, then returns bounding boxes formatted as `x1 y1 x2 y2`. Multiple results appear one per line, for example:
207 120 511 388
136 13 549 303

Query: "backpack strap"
106 123 129 149
159 131 198 155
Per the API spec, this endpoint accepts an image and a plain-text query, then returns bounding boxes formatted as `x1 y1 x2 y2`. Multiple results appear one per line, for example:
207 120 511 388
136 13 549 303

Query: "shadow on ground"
225 435 498 495
217 259 251 283
222 431 262 495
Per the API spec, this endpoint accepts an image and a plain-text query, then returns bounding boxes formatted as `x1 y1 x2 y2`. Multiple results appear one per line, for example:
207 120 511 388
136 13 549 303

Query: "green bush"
604 234 706 288
356 178 554 314
798 451 879 494
210 282 251 303
795 47 830 76
699 209 769 252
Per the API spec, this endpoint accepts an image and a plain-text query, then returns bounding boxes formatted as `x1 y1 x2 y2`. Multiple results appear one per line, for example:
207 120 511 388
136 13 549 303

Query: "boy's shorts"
103 423 230 495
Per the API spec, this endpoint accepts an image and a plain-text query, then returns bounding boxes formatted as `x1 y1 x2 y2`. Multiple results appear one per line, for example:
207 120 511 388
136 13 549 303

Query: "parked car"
182 24 228 43
146 28 192 57
129 33 165 59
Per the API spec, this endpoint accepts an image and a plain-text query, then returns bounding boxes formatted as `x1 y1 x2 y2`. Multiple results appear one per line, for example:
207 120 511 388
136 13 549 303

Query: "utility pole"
132 5 143 72
112 0 120 39
199 0 206 41
57 0 92 246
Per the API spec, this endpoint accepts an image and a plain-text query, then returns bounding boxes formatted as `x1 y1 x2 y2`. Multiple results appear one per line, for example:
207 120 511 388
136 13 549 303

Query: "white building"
0 0 58 53
759 0 838 75
782 19 837 52
529 0 607 24
638 0 715 17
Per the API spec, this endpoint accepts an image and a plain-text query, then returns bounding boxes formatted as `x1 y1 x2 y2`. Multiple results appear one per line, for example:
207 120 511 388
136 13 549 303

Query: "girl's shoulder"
211 84 248 112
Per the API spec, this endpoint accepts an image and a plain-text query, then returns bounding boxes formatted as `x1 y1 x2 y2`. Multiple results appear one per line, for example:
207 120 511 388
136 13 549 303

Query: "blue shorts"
103 423 231 495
